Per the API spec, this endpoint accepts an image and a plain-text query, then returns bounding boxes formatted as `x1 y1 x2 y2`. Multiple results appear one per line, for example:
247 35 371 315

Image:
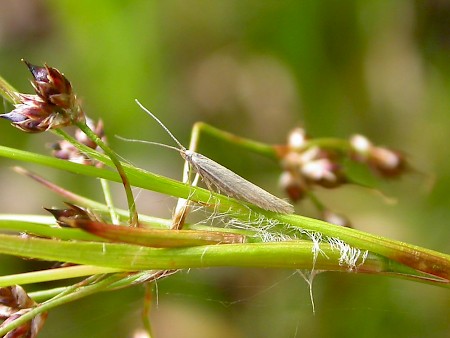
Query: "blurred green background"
0 0 449 337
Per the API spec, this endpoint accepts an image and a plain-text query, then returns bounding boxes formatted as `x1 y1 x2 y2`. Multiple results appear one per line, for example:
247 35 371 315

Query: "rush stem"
75 121 139 227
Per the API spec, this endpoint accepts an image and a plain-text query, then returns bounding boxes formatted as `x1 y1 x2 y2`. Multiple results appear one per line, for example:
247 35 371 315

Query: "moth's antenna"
115 135 181 153
135 99 185 151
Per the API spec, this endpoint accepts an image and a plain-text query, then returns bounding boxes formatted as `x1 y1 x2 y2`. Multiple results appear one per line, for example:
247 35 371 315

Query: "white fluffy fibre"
326 237 368 271
221 214 369 314
181 205 369 315
296 269 320 314
222 213 368 271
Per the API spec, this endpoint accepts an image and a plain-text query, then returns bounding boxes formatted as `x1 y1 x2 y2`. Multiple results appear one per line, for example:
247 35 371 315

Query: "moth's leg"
172 171 199 230
172 124 201 229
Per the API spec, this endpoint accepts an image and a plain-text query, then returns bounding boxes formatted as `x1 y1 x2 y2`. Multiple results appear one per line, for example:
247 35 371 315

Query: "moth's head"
181 149 193 161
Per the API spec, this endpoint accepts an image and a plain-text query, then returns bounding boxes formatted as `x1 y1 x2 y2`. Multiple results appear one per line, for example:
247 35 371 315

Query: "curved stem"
193 122 278 159
74 122 139 227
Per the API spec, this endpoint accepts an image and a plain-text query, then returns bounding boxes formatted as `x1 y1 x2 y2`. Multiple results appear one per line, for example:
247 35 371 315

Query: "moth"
131 99 294 214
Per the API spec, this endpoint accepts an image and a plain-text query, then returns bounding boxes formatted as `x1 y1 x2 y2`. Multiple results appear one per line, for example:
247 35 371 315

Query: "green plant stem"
0 216 246 249
0 274 123 337
13 167 170 228
26 271 156 303
0 217 104 241
50 274 106 299
142 283 154 338
193 122 278 159
192 123 351 160
100 178 120 224
73 122 139 227
0 213 254 241
0 145 448 280
51 130 119 224
54 129 112 165
276 214 450 280
305 191 326 212
0 144 248 213
0 233 445 286
29 287 68 303
0 265 124 287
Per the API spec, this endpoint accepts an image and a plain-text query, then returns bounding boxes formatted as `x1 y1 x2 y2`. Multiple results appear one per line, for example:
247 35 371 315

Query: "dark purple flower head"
0 61 84 132
24 60 74 109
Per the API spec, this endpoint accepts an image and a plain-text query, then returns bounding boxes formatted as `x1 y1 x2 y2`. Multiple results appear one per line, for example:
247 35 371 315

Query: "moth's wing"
190 153 294 214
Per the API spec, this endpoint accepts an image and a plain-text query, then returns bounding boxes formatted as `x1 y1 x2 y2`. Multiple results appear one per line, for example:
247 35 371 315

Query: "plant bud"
0 61 84 132
368 147 406 178
322 210 352 227
349 134 407 178
287 127 307 151
45 203 99 227
349 134 372 161
279 171 307 202
301 158 345 188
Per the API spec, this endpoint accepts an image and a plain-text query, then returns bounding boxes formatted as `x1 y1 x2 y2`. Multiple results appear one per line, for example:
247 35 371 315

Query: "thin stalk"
13 166 170 228
142 284 154 338
0 216 246 250
0 144 238 213
305 191 326 212
0 265 125 287
29 287 67 303
193 123 351 160
0 217 104 241
100 178 120 224
0 274 123 337
74 122 139 227
50 130 119 224
193 122 278 159
27 270 173 303
64 219 245 248
49 274 107 299
54 129 113 166
172 121 202 230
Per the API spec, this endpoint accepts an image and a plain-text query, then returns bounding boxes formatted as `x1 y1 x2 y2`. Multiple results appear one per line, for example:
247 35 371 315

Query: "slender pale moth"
129 99 294 214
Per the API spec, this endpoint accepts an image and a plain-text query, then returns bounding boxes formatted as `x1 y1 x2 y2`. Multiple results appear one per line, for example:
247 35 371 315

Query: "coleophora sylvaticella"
126 100 294 214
